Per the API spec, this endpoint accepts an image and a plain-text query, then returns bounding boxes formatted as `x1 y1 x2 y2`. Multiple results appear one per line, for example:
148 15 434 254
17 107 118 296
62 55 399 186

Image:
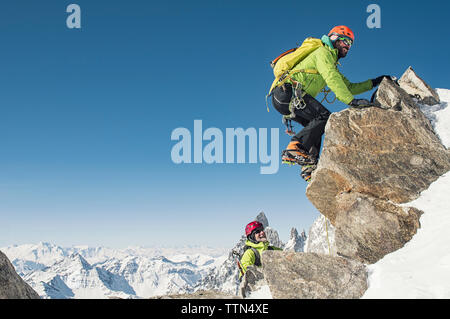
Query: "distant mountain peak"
68 253 92 270
255 212 269 228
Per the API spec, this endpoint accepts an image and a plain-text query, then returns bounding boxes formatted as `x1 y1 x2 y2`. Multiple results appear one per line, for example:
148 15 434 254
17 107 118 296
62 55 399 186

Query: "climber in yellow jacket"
239 221 282 278
272 26 391 181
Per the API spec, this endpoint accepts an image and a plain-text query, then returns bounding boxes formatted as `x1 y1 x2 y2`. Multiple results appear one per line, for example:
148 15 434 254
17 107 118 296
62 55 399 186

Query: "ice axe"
232 250 245 278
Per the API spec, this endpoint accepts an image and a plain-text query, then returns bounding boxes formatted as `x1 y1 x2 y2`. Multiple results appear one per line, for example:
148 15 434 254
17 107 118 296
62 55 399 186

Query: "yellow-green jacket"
287 35 373 105
239 240 282 278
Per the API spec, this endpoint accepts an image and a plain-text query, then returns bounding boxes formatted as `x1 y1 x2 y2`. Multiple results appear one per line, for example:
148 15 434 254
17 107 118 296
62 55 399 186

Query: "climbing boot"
301 164 317 183
282 141 317 166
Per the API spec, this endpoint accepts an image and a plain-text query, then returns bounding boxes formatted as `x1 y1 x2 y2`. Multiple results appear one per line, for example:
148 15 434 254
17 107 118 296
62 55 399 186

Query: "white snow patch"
363 89 450 299
246 285 273 299
417 88 450 148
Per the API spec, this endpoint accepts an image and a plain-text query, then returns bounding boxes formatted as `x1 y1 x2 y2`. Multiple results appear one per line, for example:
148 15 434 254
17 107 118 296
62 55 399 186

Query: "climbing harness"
291 81 307 111
266 68 319 113
280 81 307 137
266 60 338 138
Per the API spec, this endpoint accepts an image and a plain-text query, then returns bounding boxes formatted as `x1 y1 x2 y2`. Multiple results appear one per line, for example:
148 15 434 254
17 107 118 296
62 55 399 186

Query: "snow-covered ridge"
418 88 450 148
1 242 228 299
362 88 450 298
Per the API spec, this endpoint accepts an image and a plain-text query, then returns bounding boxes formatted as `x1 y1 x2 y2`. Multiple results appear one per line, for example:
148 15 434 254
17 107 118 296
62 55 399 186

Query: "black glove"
349 99 375 109
372 75 392 88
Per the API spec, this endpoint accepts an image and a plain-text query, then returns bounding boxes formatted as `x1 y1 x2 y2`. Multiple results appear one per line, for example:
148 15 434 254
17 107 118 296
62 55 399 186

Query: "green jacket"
287 35 373 105
239 240 282 277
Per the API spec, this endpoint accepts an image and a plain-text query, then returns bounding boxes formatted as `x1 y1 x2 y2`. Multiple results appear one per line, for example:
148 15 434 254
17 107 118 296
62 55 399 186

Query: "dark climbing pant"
272 83 331 158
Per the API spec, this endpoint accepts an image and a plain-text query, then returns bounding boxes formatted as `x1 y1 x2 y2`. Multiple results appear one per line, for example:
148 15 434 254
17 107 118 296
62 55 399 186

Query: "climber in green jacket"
239 221 282 279
272 25 391 181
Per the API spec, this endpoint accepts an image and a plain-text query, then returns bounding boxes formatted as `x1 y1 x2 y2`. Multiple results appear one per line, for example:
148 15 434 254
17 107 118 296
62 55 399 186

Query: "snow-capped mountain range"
1 242 228 299
1 212 307 299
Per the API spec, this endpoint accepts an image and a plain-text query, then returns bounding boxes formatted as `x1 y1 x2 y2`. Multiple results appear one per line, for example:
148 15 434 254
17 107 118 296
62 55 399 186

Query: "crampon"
281 149 317 166
301 164 317 183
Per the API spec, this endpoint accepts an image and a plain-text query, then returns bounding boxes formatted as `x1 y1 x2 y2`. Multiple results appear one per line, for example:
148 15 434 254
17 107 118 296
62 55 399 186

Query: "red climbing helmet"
328 25 355 42
245 221 263 236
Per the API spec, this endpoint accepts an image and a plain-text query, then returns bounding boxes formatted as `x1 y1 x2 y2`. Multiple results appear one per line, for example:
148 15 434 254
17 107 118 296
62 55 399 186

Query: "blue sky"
1 0 449 249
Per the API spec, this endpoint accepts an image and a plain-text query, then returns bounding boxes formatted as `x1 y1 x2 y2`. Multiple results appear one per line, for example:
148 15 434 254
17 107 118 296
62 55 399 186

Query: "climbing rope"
320 88 337 104
324 217 332 255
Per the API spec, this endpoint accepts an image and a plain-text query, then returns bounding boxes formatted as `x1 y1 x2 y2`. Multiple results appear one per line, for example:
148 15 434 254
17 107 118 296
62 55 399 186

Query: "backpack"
243 245 274 267
268 37 323 95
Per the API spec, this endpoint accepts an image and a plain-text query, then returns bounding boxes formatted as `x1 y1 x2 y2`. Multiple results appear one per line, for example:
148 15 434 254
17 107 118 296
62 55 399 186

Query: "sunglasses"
253 228 265 234
338 37 353 48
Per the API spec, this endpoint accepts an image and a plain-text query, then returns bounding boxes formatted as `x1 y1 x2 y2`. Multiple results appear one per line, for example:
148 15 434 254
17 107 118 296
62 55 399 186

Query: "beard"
337 47 348 59
334 40 349 59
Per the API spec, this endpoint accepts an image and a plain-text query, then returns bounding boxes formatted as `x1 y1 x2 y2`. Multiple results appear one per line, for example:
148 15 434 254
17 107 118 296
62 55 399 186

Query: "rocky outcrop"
0 251 40 299
260 251 367 299
239 266 267 298
398 67 440 106
306 68 450 264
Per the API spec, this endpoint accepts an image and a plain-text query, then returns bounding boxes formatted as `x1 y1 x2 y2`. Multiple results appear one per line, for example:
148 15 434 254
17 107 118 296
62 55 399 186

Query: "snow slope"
363 89 450 299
